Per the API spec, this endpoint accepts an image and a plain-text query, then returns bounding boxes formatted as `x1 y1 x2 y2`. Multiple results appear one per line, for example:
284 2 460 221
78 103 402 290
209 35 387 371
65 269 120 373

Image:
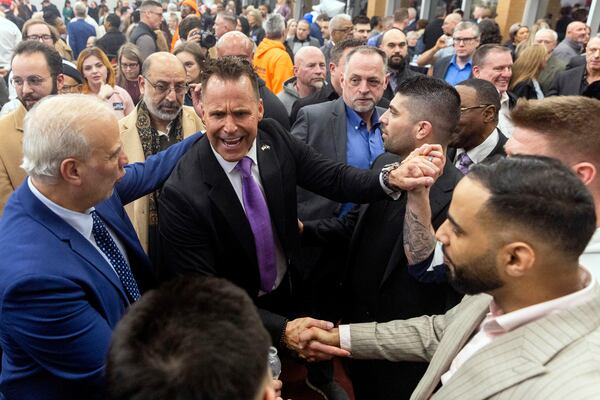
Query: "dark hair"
370 15 380 29
200 56 259 99
330 38 365 65
105 13 121 28
469 155 596 260
139 0 161 9
477 18 503 45
396 75 461 144
456 78 501 120
259 2 270 13
315 13 330 23
352 15 370 25
472 43 511 67
237 15 250 36
12 40 63 77
107 277 271 400
178 15 202 39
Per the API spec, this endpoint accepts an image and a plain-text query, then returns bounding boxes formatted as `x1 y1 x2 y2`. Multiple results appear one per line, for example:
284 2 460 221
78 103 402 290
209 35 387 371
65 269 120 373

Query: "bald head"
566 21 587 44
293 46 326 94
142 51 186 78
379 28 407 71
442 13 462 35
294 46 324 66
216 31 255 63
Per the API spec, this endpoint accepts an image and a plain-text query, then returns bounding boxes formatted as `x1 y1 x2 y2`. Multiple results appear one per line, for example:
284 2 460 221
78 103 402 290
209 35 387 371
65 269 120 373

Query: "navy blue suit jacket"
0 133 200 400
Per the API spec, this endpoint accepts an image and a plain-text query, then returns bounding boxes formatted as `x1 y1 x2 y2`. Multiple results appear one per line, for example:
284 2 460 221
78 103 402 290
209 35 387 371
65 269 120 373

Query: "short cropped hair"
329 13 351 31
12 40 63 78
22 95 113 183
470 155 596 260
263 13 285 39
456 78 501 120
454 21 480 37
534 28 558 42
105 13 121 28
200 56 259 100
107 277 271 400
472 44 511 67
510 96 600 165
344 45 386 76
330 38 364 66
352 15 370 25
73 1 87 17
139 0 161 10
395 75 461 144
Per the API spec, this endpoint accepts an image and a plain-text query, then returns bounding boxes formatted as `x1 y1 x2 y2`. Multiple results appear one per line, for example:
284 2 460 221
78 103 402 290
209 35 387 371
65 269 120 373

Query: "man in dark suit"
448 79 507 174
378 28 419 101
0 94 200 400
302 76 463 399
157 58 440 360
289 38 389 125
548 36 600 96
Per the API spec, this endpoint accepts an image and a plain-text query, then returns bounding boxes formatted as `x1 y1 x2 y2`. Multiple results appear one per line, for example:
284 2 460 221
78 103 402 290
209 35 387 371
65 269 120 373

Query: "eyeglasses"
62 83 82 93
143 76 188 95
453 37 478 44
27 34 53 41
11 75 52 87
121 62 139 69
460 104 491 113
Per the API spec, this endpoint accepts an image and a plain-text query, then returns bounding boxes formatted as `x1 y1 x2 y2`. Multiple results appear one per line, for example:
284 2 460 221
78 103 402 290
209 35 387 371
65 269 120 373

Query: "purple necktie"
457 152 474 175
236 156 277 293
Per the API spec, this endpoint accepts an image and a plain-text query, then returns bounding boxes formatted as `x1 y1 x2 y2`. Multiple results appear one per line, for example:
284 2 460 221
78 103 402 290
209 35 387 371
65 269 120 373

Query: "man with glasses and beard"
378 28 418 101
119 51 204 261
0 40 64 216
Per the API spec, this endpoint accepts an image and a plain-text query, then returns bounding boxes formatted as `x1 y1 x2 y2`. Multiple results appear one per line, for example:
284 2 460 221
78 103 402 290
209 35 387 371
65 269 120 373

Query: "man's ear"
138 75 145 95
415 120 433 140
472 65 481 78
60 157 83 186
500 241 535 278
571 162 597 186
482 105 496 123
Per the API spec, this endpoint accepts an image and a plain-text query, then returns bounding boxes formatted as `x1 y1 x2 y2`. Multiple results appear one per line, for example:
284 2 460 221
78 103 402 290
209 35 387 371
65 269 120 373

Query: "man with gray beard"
119 52 204 262
278 46 326 115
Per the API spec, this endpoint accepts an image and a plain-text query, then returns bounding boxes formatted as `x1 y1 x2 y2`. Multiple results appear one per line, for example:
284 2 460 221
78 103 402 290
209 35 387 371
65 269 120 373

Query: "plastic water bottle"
268 346 281 379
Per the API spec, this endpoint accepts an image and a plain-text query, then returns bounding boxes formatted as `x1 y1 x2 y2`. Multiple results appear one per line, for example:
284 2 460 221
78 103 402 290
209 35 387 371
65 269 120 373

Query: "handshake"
283 317 348 362
387 144 446 192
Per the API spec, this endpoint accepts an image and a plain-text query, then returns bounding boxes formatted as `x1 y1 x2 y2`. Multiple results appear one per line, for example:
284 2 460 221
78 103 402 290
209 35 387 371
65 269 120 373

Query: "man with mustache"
119 51 204 259
277 46 326 116
0 40 64 216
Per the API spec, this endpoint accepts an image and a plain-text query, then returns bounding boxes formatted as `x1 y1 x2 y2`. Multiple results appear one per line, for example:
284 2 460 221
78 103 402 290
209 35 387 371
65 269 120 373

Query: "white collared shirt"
210 140 287 295
498 91 514 137
454 128 500 170
27 178 129 277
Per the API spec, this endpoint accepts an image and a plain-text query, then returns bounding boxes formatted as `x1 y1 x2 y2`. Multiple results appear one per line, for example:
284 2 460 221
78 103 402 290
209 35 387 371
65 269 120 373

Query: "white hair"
74 1 87 17
22 94 113 184
329 13 351 30
263 13 285 39
535 28 558 42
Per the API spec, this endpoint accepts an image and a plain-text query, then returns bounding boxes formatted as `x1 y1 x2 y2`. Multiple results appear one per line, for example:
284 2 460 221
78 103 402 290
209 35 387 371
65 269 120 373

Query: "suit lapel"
17 184 130 304
431 285 600 400
332 98 348 162
200 139 257 265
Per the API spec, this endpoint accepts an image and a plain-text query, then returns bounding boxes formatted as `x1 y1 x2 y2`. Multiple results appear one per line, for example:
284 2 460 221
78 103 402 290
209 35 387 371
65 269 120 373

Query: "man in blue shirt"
432 21 480 86
67 1 96 59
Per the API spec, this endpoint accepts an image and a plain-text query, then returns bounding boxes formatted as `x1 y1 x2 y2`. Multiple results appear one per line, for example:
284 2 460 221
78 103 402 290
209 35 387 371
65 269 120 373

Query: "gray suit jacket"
548 65 585 96
291 97 385 220
350 284 600 400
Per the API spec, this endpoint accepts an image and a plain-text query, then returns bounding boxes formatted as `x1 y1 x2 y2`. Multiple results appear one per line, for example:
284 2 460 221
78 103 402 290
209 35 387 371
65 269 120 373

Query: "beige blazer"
0 103 27 217
119 105 204 252
350 285 600 400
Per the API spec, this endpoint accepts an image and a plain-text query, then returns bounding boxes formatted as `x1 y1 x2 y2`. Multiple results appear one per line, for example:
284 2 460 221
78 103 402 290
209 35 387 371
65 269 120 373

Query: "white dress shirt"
498 91 514 137
28 177 129 277
210 140 287 295
454 128 500 170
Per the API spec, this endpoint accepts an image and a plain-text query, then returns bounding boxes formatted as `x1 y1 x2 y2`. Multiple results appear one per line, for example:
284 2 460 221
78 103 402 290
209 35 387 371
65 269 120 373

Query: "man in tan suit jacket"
299 156 600 400
0 41 64 216
120 52 204 254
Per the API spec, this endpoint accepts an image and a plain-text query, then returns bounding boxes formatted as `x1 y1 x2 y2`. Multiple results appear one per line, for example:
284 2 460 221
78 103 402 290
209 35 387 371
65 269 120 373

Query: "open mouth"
222 137 243 148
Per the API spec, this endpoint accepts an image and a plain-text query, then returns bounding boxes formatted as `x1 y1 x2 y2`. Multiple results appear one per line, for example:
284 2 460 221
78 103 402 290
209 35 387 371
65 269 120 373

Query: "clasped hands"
387 144 445 192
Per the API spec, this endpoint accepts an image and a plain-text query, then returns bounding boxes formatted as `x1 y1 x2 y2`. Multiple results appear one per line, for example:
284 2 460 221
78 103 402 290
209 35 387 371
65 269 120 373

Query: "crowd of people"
0 0 599 399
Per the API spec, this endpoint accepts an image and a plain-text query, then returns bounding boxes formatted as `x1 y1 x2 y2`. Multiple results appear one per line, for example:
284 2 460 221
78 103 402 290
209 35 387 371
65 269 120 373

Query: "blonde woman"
510 44 547 100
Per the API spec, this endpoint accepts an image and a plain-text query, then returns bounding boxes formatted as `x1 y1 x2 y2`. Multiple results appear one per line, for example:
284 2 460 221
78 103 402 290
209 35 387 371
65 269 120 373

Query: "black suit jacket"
382 63 420 102
432 55 474 83
158 118 389 344
303 153 462 399
548 65 586 96
447 128 508 170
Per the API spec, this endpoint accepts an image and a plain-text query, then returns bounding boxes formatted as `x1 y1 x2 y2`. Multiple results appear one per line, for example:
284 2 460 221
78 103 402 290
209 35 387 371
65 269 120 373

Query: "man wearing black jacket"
96 14 126 60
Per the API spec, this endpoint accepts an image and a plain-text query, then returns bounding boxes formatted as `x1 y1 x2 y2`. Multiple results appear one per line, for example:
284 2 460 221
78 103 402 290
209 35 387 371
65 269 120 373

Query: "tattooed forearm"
404 197 436 265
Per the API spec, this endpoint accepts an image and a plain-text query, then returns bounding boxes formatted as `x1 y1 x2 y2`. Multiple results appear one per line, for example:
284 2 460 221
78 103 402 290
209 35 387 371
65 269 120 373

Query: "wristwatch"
381 162 401 190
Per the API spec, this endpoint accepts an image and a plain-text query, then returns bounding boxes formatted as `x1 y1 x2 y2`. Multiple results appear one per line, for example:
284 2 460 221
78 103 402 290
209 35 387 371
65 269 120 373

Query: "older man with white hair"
278 46 326 115
253 13 293 95
321 13 353 70
67 1 96 58
0 94 200 400
535 28 567 94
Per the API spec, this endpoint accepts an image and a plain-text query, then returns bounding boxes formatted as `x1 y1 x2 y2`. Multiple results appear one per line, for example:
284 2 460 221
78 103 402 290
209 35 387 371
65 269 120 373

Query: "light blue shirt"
445 55 472 86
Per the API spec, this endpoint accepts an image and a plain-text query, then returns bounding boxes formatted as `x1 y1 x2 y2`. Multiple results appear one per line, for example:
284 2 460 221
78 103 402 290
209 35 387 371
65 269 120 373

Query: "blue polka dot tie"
91 211 141 302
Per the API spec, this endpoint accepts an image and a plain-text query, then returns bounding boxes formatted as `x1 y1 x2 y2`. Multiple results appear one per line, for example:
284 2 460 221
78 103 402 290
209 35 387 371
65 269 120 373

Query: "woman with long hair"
77 47 134 118
116 43 143 104
173 41 205 107
509 44 547 100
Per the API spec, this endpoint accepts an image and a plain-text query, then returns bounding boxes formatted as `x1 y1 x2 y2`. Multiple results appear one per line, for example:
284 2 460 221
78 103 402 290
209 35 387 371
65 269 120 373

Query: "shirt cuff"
379 172 402 200
339 324 351 351
431 241 445 269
